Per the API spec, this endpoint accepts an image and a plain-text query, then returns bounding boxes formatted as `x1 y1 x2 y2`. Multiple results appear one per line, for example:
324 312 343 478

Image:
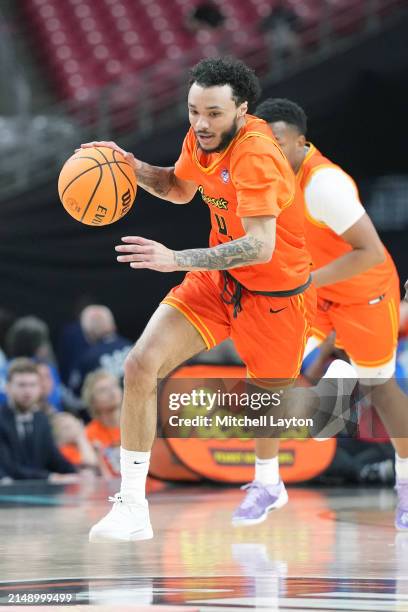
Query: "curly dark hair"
255 98 307 134
188 57 261 110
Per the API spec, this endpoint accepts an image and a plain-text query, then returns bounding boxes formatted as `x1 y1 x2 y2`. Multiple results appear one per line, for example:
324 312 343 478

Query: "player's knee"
123 344 161 383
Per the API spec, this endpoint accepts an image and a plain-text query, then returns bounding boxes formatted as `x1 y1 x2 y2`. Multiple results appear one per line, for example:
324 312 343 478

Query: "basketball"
58 146 137 226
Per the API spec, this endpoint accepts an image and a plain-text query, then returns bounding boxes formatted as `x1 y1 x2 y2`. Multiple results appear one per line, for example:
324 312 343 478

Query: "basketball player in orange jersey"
254 98 408 530
80 58 352 543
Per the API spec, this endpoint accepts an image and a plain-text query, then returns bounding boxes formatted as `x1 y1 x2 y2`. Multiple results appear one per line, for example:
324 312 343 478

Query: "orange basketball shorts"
311 274 400 378
162 270 316 381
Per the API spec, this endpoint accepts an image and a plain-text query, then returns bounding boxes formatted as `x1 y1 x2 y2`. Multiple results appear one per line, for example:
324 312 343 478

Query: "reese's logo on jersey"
198 185 229 210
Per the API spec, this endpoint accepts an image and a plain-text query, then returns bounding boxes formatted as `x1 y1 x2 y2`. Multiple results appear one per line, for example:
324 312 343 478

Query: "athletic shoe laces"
239 482 270 509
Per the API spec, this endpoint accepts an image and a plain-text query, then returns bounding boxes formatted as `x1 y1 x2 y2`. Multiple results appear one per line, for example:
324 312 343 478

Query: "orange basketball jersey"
298 144 397 304
175 115 311 292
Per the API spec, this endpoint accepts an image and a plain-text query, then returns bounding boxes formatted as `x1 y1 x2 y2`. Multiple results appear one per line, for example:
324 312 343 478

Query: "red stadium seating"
20 0 404 108
20 0 266 104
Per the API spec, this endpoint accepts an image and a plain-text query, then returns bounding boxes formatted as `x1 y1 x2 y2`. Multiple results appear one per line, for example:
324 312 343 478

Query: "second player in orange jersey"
256 97 408 530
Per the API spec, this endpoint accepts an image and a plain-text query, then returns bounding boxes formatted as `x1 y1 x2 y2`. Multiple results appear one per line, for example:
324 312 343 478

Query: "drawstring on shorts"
221 271 243 318
220 271 312 319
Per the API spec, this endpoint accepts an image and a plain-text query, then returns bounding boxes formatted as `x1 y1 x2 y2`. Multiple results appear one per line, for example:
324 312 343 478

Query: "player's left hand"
116 236 178 272
404 279 408 302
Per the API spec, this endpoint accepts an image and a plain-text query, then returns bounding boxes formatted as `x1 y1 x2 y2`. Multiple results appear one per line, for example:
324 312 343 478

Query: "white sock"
255 456 280 486
120 447 150 500
395 454 408 481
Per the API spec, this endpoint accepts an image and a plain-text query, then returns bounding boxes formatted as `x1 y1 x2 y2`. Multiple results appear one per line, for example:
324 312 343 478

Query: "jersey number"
214 213 233 240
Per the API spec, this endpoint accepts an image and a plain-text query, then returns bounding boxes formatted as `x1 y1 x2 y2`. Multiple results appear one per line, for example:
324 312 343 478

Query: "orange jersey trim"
162 296 216 349
190 126 277 175
193 133 238 174
352 351 396 367
296 142 316 183
304 203 329 229
192 128 287 178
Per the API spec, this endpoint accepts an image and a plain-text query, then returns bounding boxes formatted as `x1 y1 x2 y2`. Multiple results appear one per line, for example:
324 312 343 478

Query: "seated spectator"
51 412 99 473
57 294 93 385
6 315 55 362
259 1 301 60
4 316 62 409
37 361 57 416
68 305 132 396
37 361 86 419
0 358 77 481
82 370 121 477
317 436 395 485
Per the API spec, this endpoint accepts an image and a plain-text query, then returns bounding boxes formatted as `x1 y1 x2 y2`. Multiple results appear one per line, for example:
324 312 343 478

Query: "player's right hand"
76 141 138 169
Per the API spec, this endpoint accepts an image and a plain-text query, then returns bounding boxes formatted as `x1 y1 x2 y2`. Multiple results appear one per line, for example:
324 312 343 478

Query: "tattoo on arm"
175 235 266 270
136 162 177 199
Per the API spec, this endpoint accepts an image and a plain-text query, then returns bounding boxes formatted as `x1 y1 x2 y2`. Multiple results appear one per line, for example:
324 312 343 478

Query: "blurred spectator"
5 315 55 362
317 437 394 485
82 370 121 477
187 2 225 31
37 361 57 416
37 361 86 418
68 305 132 396
186 1 227 57
397 300 408 394
259 2 301 60
0 308 15 366
4 315 62 409
51 412 99 472
0 308 16 404
57 295 93 385
0 358 77 481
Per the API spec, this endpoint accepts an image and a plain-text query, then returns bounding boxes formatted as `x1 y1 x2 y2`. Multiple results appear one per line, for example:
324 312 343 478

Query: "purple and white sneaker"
395 479 408 531
232 480 288 526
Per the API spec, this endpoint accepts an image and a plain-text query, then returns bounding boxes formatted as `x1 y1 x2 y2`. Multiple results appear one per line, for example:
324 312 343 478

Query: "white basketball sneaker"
89 493 153 543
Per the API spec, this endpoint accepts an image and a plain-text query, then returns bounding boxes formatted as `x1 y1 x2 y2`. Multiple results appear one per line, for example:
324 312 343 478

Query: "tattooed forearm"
174 235 269 270
136 162 177 199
